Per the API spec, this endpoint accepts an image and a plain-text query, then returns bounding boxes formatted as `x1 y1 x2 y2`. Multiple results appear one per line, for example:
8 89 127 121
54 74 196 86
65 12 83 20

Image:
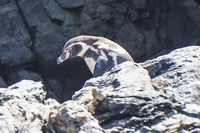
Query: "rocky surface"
0 46 200 132
0 80 60 133
1 0 200 102
47 46 200 133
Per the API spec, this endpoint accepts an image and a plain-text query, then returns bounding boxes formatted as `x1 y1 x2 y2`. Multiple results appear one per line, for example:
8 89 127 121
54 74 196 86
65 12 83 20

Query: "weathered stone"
130 11 139 22
0 1 32 67
1 0 200 114
6 69 43 85
111 1 129 13
17 0 66 64
43 0 65 22
48 46 200 132
99 0 119 5
95 5 112 22
0 76 7 88
62 12 80 37
80 13 95 33
115 23 146 59
142 46 200 105
0 0 11 6
48 101 103 133
167 2 200 48
46 79 62 100
55 0 84 9
83 0 99 15
176 0 200 28
132 0 147 10
1 46 200 132
0 80 60 133
144 30 161 57
149 114 200 132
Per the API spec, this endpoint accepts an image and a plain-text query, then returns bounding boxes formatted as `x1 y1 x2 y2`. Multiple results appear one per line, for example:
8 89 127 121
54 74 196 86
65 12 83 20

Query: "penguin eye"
65 48 72 51
68 48 72 51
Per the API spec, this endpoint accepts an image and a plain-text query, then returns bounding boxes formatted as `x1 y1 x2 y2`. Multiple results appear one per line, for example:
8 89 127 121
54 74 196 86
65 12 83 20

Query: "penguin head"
57 36 98 64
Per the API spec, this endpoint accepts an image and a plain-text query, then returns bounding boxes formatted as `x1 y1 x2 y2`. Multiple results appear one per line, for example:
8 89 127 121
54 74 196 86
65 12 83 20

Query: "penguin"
57 35 134 77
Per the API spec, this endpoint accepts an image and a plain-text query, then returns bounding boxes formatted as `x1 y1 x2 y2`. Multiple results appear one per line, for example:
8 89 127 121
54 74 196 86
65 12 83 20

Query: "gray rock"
48 101 104 133
6 69 43 85
95 5 112 22
46 79 62 101
0 80 60 133
62 12 80 37
72 62 177 132
1 0 200 110
111 1 129 13
80 13 95 33
1 46 200 132
176 0 200 28
48 46 200 132
0 0 11 6
130 11 139 22
99 0 119 5
55 0 84 9
132 0 146 10
0 76 7 88
0 1 33 67
43 0 65 22
83 0 99 15
144 30 160 57
115 23 146 59
17 0 66 64
142 46 200 105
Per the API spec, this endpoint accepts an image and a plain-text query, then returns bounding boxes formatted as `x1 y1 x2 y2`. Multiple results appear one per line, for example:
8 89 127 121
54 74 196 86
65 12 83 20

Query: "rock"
48 101 103 133
115 23 146 59
1 0 200 114
47 46 200 132
80 13 95 33
6 69 43 85
130 11 139 22
17 0 66 64
95 5 112 22
62 12 80 37
0 76 7 88
176 0 200 28
144 30 160 57
46 79 62 99
0 80 60 133
43 0 65 23
55 0 84 9
142 46 200 105
0 0 11 6
132 0 147 10
1 46 200 132
99 0 119 5
0 0 33 67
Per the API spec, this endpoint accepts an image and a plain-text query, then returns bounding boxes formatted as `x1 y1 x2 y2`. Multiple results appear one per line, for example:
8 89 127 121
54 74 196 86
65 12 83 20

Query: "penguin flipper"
93 56 113 77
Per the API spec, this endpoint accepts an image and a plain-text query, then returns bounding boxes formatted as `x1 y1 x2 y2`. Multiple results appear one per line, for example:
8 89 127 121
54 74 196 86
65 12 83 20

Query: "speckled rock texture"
46 46 200 132
0 46 200 132
1 0 200 102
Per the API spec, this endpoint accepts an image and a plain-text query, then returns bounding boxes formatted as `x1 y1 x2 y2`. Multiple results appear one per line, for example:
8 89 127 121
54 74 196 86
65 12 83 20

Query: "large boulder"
1 0 200 105
0 80 60 133
0 46 200 132
47 46 200 132
0 1 33 68
141 46 200 105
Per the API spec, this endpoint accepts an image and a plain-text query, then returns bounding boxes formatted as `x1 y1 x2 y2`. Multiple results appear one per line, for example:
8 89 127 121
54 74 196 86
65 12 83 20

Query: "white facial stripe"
108 52 117 66
84 57 96 73
90 46 99 54
70 42 90 56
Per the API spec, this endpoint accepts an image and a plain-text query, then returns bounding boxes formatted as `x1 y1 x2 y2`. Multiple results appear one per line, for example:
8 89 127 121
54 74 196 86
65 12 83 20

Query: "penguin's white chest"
84 57 96 74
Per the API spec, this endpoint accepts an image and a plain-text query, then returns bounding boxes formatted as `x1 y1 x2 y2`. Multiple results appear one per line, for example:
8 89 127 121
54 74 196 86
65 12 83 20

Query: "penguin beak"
57 49 71 64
